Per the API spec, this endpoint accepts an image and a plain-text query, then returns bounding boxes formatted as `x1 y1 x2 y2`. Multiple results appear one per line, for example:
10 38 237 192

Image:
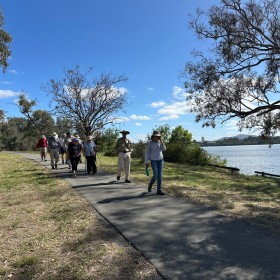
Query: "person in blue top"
83 135 97 175
145 130 167 195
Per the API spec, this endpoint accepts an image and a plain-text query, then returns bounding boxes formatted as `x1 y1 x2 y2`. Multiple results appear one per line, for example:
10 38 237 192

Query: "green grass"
0 152 160 280
98 153 280 234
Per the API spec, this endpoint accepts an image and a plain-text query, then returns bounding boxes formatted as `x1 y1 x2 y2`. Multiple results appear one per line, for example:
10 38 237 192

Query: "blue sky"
0 0 252 142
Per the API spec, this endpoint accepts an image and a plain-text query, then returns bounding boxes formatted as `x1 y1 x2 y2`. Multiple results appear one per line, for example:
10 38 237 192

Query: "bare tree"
42 66 128 137
184 0 280 136
0 7 12 73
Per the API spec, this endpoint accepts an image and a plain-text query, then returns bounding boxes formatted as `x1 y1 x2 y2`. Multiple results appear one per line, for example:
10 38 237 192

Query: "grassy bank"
97 154 280 235
0 152 161 280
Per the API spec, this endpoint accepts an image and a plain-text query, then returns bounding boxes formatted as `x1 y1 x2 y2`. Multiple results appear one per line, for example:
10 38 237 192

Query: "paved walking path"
19 153 280 280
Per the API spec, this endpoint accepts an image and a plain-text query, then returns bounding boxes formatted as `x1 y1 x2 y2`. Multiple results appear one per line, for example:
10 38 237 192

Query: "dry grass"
0 152 161 280
98 154 280 235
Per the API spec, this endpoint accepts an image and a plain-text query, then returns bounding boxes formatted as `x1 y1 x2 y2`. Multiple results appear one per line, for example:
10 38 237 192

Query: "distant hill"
200 134 280 146
218 134 257 141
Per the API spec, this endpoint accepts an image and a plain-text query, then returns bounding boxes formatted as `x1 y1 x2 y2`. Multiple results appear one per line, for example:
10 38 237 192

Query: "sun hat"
72 137 79 142
52 132 57 137
119 130 130 134
151 130 161 137
87 135 93 140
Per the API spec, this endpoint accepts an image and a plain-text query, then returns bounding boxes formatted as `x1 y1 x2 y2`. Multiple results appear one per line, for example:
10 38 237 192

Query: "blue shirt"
83 141 96 156
145 140 166 163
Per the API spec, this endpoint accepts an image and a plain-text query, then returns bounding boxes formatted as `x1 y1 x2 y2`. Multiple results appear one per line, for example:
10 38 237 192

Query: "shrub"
164 142 226 166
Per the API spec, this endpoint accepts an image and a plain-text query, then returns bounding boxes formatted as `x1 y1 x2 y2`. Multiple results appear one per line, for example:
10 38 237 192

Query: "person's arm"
160 138 166 151
145 142 151 168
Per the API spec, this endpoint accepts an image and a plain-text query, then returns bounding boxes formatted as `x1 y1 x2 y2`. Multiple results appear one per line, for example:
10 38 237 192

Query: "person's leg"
39 148 43 160
86 156 91 174
156 160 163 192
124 153 131 181
92 155 97 173
148 160 158 191
49 149 55 168
117 153 124 179
54 149 59 169
43 148 47 160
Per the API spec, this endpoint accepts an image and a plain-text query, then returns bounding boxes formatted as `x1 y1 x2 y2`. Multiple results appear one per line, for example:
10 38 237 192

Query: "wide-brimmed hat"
52 132 57 137
119 130 130 134
87 135 93 140
151 130 161 137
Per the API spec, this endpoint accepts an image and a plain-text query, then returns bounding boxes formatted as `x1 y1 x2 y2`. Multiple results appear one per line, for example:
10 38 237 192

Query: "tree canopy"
42 66 128 137
0 7 12 73
184 0 280 136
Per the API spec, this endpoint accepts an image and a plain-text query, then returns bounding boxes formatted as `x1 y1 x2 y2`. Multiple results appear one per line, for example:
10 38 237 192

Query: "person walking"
145 130 166 195
83 135 97 175
58 133 66 164
36 134 48 161
67 137 82 177
115 130 133 183
64 132 73 169
48 132 60 169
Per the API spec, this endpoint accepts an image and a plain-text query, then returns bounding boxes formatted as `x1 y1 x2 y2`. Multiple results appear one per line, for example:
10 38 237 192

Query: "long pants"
38 147 47 160
70 156 80 172
86 155 97 174
49 148 59 166
149 159 163 191
117 152 131 180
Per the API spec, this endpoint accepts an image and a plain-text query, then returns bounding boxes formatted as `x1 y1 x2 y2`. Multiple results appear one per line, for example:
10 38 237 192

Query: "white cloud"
113 116 130 123
147 87 154 91
0 90 20 99
1 81 12 85
158 101 190 115
8 69 18 74
172 86 187 101
149 101 166 108
159 115 179 121
135 122 143 126
130 114 151 120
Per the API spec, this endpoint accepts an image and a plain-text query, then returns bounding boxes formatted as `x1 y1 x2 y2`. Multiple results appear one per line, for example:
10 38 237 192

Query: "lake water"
203 144 280 176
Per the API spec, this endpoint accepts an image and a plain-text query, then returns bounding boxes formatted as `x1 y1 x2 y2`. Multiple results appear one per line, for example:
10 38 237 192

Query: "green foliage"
0 7 12 73
95 128 119 157
169 125 192 144
132 140 146 160
164 142 226 166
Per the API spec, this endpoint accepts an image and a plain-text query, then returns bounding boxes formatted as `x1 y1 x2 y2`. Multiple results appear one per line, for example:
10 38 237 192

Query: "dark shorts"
59 147 65 154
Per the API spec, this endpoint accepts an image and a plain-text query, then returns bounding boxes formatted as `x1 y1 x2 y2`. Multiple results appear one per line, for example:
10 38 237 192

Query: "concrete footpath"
19 153 280 280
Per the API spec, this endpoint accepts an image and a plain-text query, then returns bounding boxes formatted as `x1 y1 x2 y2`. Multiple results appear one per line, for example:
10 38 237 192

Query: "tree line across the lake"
200 136 280 147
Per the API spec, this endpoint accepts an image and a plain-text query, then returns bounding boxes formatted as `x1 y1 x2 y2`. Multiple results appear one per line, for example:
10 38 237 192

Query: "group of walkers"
36 132 97 177
37 129 167 195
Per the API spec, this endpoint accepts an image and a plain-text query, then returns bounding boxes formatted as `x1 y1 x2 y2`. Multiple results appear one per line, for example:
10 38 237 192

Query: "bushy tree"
169 125 192 145
95 127 119 156
184 0 280 136
17 93 55 137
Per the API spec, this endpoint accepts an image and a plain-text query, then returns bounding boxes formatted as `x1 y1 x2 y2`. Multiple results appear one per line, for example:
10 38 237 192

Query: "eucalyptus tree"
0 6 12 72
17 93 55 136
184 0 280 136
42 65 128 138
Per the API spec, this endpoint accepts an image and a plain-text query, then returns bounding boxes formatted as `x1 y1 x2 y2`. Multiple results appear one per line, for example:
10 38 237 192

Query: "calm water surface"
203 144 280 176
